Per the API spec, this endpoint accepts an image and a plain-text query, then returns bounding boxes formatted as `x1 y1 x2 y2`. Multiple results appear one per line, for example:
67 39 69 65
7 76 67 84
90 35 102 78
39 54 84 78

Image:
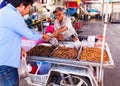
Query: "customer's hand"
42 34 51 41
21 48 27 58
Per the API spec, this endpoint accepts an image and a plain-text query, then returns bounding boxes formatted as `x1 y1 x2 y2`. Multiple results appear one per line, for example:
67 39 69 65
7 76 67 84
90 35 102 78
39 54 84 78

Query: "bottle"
71 35 78 42
71 35 81 49
27 64 32 72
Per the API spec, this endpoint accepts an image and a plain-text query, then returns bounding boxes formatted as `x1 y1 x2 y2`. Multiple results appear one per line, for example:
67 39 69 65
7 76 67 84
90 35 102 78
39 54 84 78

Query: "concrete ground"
20 19 120 86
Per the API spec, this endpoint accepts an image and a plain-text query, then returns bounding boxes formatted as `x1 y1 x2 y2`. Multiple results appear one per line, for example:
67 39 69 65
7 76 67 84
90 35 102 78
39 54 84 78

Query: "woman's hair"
0 0 7 9
7 0 33 7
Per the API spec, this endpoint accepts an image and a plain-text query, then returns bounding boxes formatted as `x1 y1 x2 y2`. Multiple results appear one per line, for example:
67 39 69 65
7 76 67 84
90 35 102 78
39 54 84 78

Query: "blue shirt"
0 4 42 68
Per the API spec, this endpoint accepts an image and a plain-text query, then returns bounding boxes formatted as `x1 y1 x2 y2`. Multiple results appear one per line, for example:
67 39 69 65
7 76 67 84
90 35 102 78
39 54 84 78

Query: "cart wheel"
60 75 92 86
78 76 92 86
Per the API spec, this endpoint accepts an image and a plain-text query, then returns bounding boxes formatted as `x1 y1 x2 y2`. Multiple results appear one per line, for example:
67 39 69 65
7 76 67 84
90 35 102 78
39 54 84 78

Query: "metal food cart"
22 0 114 86
23 41 114 86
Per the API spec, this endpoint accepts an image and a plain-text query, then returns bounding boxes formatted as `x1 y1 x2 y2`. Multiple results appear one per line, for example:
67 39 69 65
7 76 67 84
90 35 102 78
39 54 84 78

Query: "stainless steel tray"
52 41 81 60
50 46 80 60
77 43 114 68
27 43 114 68
28 42 80 60
27 43 57 57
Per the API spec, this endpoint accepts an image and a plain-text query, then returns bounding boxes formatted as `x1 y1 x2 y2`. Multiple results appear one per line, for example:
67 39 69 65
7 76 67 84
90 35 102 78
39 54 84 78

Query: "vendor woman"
53 7 78 41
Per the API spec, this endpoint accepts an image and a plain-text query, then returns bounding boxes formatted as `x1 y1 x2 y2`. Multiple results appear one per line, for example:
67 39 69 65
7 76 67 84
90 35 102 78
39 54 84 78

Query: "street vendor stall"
22 36 114 86
21 0 114 86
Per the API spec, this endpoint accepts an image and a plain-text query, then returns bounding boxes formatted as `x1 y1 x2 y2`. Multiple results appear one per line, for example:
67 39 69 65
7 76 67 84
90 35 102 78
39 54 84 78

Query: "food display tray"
77 43 114 68
50 46 79 60
27 43 114 68
27 43 57 57
27 42 81 60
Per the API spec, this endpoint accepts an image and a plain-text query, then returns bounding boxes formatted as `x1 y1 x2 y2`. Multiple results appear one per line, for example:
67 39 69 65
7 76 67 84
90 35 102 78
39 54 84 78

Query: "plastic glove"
36 39 44 45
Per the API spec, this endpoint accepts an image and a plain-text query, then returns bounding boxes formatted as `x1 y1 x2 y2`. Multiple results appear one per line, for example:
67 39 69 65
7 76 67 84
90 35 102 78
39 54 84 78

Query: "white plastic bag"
49 37 58 45
18 57 28 80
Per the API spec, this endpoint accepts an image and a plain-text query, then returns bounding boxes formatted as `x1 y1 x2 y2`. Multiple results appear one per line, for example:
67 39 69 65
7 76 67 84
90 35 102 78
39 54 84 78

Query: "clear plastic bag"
18 57 29 80
49 37 58 45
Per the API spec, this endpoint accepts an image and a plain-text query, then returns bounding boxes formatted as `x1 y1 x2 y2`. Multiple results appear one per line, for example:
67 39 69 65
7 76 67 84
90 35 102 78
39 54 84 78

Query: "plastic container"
25 74 48 86
96 35 107 42
30 66 38 74
43 21 49 26
37 61 52 75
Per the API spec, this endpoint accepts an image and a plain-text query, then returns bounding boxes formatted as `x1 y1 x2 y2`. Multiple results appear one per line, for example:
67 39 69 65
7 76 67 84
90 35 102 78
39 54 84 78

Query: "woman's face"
55 11 64 22
21 4 31 16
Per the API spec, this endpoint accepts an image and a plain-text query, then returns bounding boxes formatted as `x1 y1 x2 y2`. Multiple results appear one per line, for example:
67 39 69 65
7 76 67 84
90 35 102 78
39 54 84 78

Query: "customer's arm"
8 14 43 40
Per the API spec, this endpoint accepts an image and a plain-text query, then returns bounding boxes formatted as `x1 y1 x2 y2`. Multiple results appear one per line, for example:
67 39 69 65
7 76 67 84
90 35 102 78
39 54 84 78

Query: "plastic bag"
18 57 29 80
49 37 58 45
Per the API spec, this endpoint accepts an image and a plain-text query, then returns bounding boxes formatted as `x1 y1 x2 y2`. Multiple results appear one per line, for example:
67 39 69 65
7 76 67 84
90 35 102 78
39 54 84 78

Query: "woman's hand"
21 48 27 58
53 30 59 37
56 34 64 41
42 34 51 41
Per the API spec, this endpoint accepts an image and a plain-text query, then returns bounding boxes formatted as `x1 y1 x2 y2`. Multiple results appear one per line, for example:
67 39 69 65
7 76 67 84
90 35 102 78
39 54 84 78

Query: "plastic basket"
25 61 51 86
25 74 48 86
